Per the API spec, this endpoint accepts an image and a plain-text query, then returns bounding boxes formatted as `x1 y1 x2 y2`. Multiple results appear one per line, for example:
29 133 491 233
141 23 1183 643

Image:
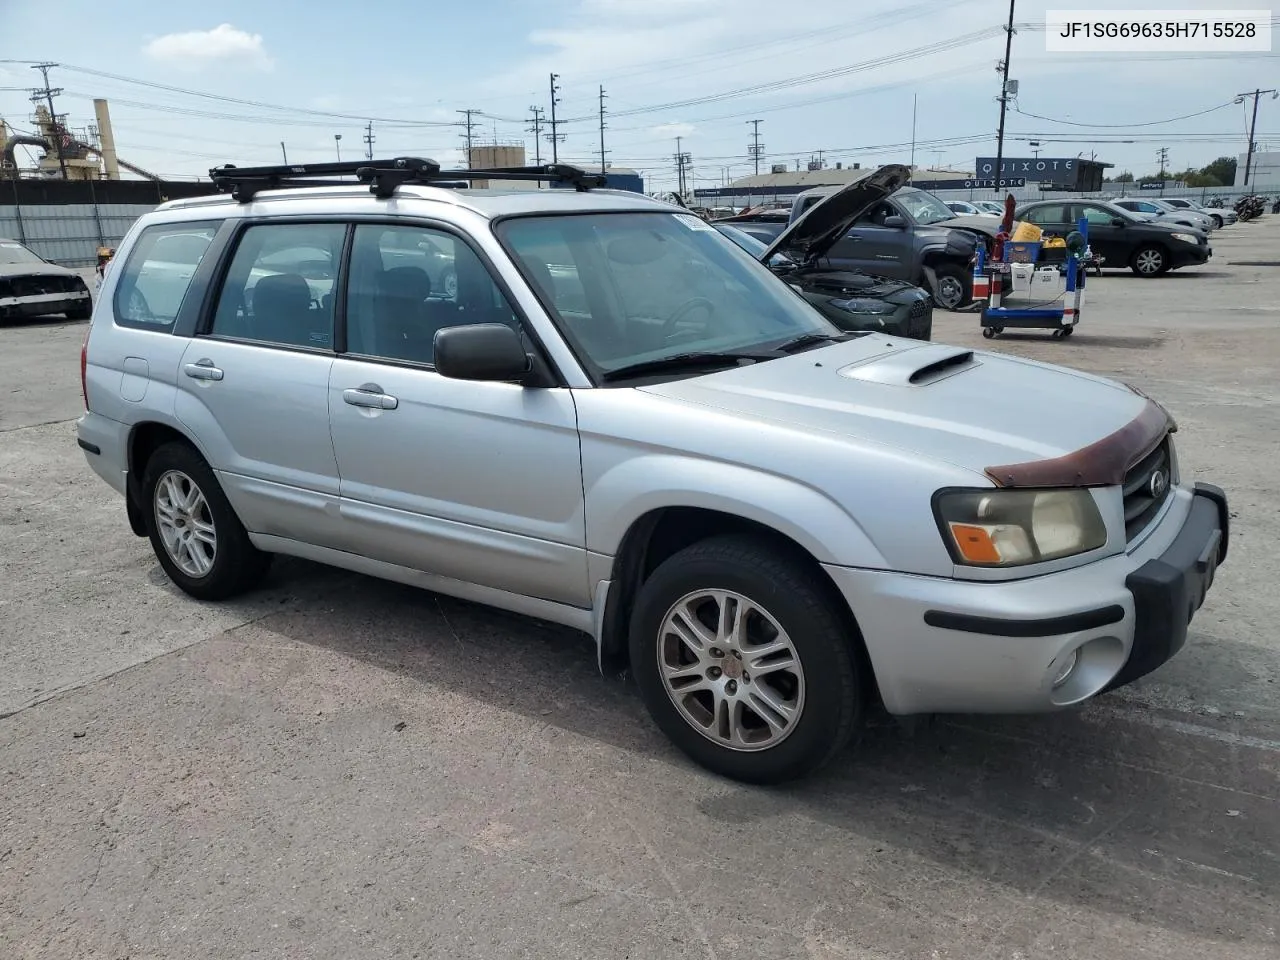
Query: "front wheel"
1130 245 1167 276
629 535 866 784
931 264 971 311
142 442 271 600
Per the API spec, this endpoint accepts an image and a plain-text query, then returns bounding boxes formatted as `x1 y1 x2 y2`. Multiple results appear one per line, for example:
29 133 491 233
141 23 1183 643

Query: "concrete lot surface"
2 222 1278 959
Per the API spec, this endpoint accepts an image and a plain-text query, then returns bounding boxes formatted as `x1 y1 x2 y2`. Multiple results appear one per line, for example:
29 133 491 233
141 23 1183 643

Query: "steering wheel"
662 296 716 342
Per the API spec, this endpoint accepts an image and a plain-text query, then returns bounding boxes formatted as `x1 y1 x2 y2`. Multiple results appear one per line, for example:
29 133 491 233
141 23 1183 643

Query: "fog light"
1051 648 1079 689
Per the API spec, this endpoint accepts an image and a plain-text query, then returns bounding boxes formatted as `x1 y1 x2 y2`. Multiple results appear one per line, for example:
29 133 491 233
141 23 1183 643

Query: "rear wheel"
629 535 866 783
1210 214 1223 229
142 442 270 600
1130 245 1167 276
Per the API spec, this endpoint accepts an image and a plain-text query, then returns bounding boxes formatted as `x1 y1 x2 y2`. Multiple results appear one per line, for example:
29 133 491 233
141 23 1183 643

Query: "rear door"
174 220 349 548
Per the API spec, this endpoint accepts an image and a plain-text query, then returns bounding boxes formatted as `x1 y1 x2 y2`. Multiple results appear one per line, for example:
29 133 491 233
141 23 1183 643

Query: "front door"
1073 203 1131 266
174 221 348 547
327 222 589 607
826 200 910 279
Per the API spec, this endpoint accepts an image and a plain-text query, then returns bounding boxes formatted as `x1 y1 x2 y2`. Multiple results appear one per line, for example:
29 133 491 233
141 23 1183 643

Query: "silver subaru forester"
77 159 1228 783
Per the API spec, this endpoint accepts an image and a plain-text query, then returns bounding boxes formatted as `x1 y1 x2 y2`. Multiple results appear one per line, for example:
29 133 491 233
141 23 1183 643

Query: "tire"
141 441 270 601
440 268 458 300
1130 245 1167 277
628 534 866 784
1211 215 1223 229
931 264 971 311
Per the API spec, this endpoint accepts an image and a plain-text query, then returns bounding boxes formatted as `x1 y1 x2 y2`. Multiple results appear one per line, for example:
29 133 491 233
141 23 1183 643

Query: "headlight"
833 298 896 315
934 488 1107 567
1170 232 1200 245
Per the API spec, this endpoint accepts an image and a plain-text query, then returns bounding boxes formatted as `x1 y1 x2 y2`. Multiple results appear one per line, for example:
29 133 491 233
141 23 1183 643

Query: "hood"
0 259 79 280
760 164 911 265
639 338 1151 479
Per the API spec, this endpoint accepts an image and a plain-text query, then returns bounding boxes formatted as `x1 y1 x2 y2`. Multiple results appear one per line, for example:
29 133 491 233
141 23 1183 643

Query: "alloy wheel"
1135 249 1164 275
657 589 805 751
936 275 965 309
154 469 217 577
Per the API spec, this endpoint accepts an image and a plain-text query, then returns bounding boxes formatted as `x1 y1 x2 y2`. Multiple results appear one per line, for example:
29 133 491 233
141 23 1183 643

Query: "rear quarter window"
112 221 222 331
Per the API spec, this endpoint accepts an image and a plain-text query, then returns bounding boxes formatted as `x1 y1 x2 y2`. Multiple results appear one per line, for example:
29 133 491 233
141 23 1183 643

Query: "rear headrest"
253 272 313 317
378 266 432 301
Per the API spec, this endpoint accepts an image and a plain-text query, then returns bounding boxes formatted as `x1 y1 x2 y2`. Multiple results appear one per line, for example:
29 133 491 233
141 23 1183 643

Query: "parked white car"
77 160 1229 783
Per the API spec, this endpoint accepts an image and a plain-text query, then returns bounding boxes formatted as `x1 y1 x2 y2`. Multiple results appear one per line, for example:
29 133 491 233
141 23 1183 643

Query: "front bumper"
0 289 91 319
823 483 1228 715
1170 245 1212 268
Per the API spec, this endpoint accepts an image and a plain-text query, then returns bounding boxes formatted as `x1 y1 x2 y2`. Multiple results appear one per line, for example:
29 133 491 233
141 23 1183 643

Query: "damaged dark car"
714 164 932 337
0 238 93 321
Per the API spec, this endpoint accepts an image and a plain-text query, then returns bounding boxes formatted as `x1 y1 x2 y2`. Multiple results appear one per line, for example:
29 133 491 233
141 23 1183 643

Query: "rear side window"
113 222 221 331
1022 204 1069 226
208 223 346 349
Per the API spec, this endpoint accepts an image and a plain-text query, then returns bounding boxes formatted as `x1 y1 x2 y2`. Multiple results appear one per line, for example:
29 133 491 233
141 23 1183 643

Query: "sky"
1 0 1277 191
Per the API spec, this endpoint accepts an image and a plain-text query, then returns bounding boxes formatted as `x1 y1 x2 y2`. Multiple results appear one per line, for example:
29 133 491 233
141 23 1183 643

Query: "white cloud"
651 122 696 137
143 24 273 71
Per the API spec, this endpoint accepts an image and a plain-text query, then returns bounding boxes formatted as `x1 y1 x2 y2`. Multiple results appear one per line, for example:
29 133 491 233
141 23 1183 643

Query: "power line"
1013 100 1237 128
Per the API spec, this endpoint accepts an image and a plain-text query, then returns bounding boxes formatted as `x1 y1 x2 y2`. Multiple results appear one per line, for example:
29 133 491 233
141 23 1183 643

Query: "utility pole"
1237 88 1278 187
458 109 477 167
363 121 375 161
280 142 288 164
30 63 67 179
910 94 918 171
1157 146 1169 193
597 85 608 175
547 73 564 164
992 0 1016 194
747 119 764 176
527 106 545 166
674 137 691 196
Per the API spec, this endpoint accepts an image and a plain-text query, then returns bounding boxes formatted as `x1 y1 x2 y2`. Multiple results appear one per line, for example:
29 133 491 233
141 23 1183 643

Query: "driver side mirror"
1111 217 1127 227
434 323 531 383
882 215 906 228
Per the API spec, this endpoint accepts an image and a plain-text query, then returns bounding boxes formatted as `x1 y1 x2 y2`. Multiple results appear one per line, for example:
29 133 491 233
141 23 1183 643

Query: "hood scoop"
838 344 977 387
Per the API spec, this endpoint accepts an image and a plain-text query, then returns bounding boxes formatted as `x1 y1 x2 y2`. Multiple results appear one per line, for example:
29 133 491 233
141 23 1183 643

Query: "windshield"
893 187 955 225
497 212 835 380
713 223 795 266
0 241 44 266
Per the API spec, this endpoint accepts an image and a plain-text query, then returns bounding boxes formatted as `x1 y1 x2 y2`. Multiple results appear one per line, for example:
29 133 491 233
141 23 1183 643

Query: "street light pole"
334 134 342 162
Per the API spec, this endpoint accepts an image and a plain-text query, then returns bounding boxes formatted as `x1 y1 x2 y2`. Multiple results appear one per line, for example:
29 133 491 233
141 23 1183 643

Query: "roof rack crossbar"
208 157 606 202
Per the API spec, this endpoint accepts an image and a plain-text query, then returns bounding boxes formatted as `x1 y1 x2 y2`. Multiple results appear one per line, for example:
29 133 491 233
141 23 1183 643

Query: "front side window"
113 221 221 330
344 223 521 365
208 223 344 348
497 212 834 379
892 188 955 225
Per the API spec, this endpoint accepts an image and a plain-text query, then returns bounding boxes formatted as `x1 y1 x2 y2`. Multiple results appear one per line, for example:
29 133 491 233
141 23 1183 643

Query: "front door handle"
183 360 224 381
343 385 399 410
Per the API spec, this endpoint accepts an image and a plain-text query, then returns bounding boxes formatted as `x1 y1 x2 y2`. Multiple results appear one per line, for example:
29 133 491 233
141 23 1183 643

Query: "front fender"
585 454 888 569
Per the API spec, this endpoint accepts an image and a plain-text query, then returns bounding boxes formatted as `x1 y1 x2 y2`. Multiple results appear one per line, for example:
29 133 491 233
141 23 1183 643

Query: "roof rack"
207 157 607 202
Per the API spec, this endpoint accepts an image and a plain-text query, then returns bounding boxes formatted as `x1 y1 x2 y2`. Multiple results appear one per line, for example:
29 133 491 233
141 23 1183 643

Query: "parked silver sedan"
77 160 1230 783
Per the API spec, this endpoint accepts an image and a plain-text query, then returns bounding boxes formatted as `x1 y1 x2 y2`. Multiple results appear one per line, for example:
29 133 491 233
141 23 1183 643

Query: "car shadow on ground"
249 556 1280 951
0 313 86 329
986 332 1163 349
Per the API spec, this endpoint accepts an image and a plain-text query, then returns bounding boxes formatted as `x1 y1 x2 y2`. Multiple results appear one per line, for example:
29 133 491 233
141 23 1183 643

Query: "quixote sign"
975 157 1078 186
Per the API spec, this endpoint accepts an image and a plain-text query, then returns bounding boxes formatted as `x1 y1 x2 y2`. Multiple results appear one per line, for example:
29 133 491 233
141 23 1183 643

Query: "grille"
907 298 933 339
1122 438 1173 541
1 275 79 297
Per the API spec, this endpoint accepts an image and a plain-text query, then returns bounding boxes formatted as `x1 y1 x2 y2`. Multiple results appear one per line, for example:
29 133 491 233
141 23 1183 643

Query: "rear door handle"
183 360 223 381
343 385 399 410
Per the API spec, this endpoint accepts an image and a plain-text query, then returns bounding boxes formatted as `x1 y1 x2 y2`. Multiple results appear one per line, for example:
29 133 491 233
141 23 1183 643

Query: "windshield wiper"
600 351 776 383
772 332 856 354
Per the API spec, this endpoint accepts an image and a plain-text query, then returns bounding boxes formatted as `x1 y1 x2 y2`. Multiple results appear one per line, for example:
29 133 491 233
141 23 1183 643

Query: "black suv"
1015 199 1211 276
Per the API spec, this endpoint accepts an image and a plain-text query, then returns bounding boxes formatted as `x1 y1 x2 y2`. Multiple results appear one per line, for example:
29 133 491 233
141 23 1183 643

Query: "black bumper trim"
924 605 1125 638
1107 487 1228 690
77 438 101 455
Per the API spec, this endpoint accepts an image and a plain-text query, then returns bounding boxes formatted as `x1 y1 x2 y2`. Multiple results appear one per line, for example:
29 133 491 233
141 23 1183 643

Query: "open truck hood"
760 164 911 266
640 337 1159 483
